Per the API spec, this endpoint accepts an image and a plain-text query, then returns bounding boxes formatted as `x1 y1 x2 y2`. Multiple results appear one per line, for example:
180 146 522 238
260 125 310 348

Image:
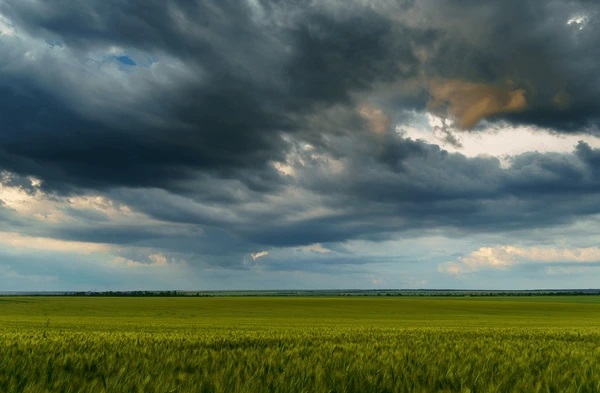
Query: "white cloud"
0 231 111 254
295 243 331 254
68 194 136 220
148 253 168 266
111 253 176 268
242 251 268 271
0 176 135 223
272 161 295 176
567 14 589 30
0 14 15 36
0 176 65 223
401 114 600 167
0 172 194 234
439 245 600 275
251 250 269 261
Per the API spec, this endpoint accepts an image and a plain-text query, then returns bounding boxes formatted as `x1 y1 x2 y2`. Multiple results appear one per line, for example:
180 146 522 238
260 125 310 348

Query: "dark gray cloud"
2 0 598 190
423 0 600 131
237 139 600 247
0 0 429 195
1 0 600 263
1 1 292 193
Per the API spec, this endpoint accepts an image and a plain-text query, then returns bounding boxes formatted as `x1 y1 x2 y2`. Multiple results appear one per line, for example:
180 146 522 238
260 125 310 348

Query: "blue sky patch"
116 55 136 66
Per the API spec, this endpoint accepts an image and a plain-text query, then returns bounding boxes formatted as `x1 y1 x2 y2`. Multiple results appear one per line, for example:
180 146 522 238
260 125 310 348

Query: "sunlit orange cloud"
428 79 528 129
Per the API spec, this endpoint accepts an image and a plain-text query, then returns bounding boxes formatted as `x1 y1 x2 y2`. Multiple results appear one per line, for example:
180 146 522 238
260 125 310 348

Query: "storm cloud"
1 0 600 289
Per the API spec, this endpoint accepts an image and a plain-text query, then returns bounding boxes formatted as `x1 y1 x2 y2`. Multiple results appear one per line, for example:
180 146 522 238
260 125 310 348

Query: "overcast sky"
1 0 600 291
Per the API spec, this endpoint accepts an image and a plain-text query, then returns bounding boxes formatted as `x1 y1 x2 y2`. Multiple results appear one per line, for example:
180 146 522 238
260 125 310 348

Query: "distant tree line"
54 290 600 297
68 291 213 297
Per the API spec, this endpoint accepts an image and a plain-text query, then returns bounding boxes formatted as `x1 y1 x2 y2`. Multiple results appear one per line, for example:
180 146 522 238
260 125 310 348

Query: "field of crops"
1 296 600 392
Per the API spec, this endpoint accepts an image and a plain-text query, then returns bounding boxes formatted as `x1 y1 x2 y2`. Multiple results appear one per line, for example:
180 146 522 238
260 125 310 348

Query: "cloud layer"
1 0 600 289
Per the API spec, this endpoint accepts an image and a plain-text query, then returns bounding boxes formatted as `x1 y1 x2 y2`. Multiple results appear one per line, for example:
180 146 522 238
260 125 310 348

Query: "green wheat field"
2 296 600 392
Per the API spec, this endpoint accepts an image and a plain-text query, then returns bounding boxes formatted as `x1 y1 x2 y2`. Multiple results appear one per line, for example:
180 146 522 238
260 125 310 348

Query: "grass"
1 296 600 392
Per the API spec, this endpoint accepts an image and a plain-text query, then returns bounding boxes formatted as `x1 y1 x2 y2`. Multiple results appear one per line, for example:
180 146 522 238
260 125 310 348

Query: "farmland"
1 296 600 392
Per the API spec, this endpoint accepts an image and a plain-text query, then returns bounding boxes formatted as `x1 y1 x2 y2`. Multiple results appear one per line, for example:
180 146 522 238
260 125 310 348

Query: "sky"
1 0 600 291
